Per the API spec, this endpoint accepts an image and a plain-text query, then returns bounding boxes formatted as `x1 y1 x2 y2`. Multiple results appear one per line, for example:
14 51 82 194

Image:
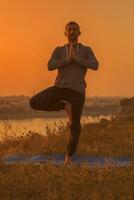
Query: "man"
29 21 99 165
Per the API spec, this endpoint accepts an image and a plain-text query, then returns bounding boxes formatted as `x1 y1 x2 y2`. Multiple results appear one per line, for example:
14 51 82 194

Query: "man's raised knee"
29 97 36 109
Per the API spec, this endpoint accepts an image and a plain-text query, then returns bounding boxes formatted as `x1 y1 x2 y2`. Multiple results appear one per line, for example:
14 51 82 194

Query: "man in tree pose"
29 21 99 165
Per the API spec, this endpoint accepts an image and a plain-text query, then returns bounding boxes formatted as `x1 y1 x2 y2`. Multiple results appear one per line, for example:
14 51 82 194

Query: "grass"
0 163 134 200
0 116 134 199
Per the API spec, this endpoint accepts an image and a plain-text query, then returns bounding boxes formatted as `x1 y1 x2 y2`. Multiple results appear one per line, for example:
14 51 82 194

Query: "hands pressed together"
66 44 78 63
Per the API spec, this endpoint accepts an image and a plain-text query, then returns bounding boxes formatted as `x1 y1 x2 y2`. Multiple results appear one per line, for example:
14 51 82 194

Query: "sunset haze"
1 0 134 97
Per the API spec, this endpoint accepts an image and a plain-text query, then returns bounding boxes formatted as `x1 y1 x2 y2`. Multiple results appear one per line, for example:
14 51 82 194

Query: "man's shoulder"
57 43 91 48
80 43 92 49
56 44 66 49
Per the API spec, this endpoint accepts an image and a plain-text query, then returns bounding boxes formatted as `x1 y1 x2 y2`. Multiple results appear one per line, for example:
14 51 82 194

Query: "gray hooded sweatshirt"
47 43 99 93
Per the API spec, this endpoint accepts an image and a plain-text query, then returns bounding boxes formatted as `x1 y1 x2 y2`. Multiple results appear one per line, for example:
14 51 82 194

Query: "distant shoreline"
0 110 118 120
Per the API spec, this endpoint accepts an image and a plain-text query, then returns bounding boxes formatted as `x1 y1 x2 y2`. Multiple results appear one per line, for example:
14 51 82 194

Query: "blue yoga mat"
3 153 131 167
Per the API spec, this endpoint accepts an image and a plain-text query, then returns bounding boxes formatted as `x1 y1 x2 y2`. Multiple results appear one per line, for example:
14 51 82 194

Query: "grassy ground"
0 116 134 199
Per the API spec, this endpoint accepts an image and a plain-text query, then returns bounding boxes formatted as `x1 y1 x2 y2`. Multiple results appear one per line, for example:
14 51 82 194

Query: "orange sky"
1 0 134 97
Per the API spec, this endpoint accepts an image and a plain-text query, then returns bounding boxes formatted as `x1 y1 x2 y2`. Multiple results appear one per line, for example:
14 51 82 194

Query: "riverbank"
0 114 134 199
0 108 118 120
1 93 134 199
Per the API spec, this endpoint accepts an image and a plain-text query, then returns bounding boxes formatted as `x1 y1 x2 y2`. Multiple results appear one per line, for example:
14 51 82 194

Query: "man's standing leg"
64 93 85 164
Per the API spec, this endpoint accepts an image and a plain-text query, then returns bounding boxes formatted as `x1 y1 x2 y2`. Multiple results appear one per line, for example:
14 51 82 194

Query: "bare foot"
63 155 73 165
66 121 72 128
64 102 72 127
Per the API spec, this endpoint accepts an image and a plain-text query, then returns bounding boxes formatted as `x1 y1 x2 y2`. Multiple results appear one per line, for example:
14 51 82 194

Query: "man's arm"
74 47 99 70
47 47 71 71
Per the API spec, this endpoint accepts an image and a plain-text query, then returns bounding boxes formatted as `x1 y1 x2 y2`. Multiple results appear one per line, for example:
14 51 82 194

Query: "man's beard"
69 34 77 41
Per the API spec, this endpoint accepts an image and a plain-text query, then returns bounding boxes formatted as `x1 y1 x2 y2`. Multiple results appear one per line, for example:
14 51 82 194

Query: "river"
0 115 112 139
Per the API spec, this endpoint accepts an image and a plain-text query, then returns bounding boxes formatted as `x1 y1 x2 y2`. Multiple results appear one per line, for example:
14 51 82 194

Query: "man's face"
65 23 81 41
